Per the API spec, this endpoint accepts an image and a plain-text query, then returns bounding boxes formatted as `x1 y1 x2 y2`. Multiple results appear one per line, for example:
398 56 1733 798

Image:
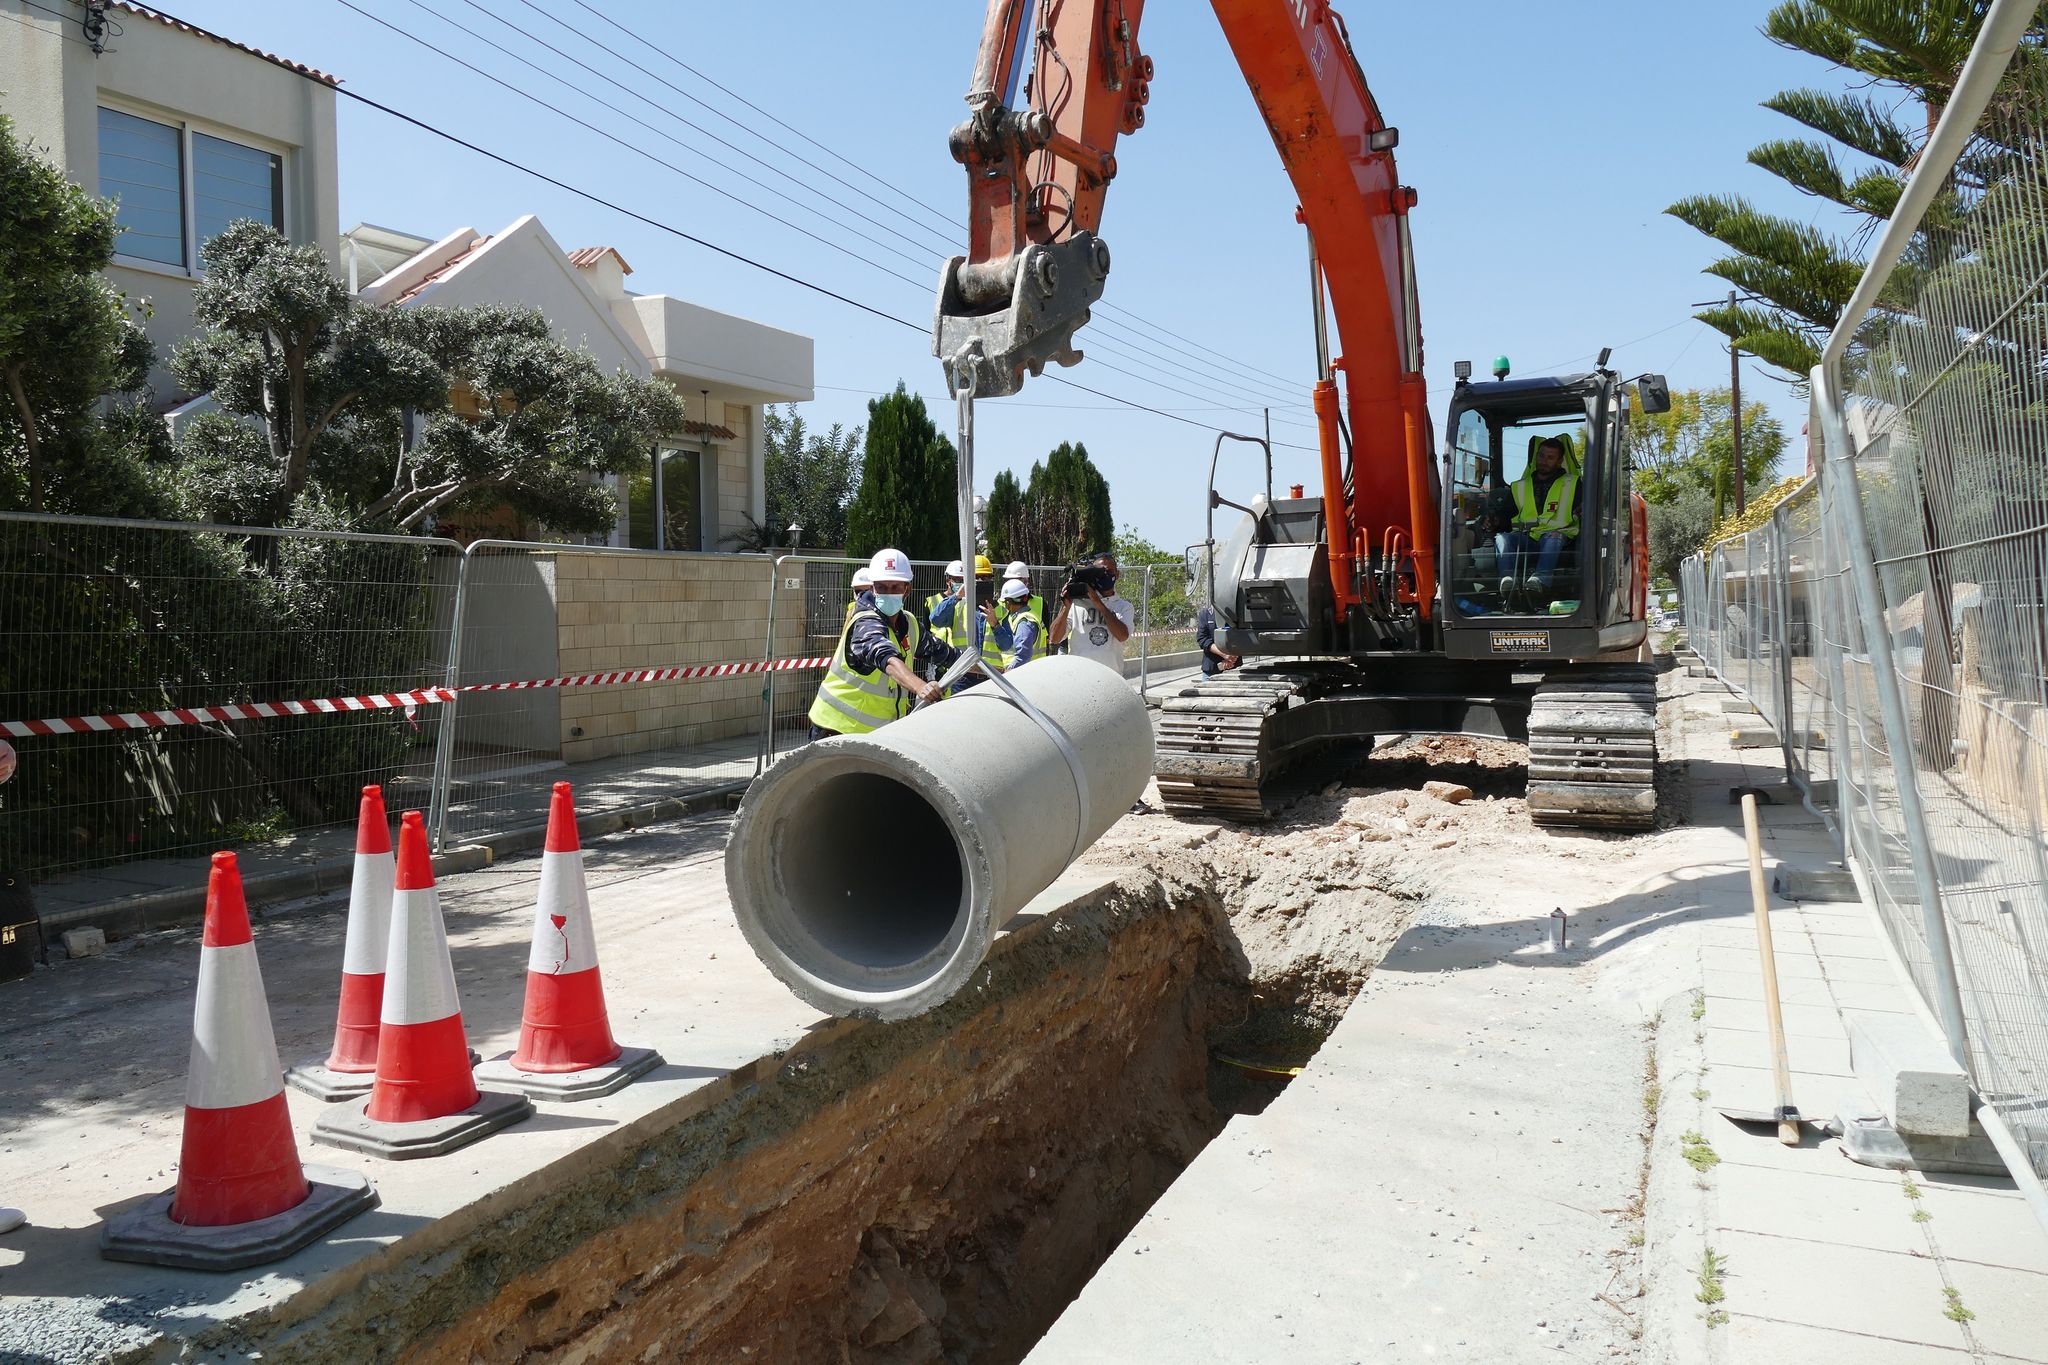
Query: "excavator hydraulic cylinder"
725 655 1151 1021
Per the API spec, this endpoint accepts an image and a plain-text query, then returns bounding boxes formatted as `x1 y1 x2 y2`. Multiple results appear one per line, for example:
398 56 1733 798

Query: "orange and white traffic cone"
286 786 394 1100
312 812 530 1159
478 783 660 1100
101 852 376 1269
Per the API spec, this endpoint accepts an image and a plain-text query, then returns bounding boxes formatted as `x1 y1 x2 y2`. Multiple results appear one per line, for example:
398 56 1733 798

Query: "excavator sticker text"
1488 630 1552 655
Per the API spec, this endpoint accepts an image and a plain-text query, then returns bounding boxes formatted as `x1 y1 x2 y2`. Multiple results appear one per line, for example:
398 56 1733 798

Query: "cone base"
475 1045 662 1103
285 1048 484 1103
311 1086 531 1161
100 1166 377 1271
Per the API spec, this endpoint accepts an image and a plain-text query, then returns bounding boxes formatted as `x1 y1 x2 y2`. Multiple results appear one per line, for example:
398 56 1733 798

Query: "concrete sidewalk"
1031 658 2048 1363
1643 676 2048 1364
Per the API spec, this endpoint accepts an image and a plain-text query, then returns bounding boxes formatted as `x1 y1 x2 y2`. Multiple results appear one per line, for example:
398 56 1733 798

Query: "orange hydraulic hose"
1399 377 1436 620
1313 377 1355 623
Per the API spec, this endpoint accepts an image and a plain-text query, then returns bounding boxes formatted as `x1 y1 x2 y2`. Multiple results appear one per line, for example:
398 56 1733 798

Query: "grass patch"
1943 1287 1974 1323
1690 989 1706 1022
1902 1178 1923 1200
1696 1246 1728 1309
1913 1208 1933 1223
1680 1129 1721 1172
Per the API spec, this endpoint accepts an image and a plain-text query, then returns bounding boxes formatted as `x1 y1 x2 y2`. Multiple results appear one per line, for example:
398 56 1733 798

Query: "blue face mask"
873 593 905 616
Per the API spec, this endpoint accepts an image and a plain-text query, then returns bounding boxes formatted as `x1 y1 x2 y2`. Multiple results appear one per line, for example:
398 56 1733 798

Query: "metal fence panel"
0 512 458 885
1685 3 2048 1201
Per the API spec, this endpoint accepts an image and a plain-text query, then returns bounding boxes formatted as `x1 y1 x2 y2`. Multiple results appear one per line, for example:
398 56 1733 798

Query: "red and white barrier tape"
2 655 833 739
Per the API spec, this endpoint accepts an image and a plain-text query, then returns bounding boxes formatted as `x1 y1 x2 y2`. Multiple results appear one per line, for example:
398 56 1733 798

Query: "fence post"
1811 366 1973 1074
758 553 788 776
1774 513 1797 779
1138 564 1152 696
426 545 474 854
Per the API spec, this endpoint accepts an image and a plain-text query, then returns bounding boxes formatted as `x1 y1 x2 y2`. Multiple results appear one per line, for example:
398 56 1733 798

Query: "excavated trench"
254 743 1503 1365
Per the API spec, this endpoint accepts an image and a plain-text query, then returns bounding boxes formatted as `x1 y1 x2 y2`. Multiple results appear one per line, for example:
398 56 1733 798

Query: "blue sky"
163 1 1837 551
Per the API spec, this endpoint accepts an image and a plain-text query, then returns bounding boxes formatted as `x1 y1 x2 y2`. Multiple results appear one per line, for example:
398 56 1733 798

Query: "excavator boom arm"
937 0 1436 617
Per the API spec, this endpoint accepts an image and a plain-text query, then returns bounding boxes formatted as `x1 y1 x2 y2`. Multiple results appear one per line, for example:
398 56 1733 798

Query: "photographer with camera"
1046 550 1133 671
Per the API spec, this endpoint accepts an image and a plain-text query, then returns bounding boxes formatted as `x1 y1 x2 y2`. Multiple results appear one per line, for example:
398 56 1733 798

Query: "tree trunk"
5 364 44 512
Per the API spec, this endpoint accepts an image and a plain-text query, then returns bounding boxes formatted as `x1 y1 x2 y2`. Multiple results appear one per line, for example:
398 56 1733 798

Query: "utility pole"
1728 289 1745 517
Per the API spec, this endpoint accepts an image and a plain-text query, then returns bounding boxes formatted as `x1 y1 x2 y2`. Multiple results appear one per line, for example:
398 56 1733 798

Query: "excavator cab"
1437 363 1660 663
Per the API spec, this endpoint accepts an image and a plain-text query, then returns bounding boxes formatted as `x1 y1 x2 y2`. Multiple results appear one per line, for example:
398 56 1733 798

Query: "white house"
348 217 814 552
3 0 814 552
1 0 341 400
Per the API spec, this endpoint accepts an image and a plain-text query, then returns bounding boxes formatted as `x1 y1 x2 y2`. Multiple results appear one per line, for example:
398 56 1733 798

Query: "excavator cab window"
1445 409 1595 619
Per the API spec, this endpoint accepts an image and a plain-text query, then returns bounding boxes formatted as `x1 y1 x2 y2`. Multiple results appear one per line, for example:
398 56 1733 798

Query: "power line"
431 0 959 272
558 0 1325 407
564 0 965 242
520 0 965 261
330 0 935 297
83 1 1328 455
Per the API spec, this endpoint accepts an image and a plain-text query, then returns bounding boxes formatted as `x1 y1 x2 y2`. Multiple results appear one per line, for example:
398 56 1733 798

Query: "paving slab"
1714 1162 1924 1256
1705 996 1854 1039
1921 1185 2048 1274
1712 1229 1968 1349
1944 1258 2048 1361
1704 1025 1852 1076
1722 1313 1974 1363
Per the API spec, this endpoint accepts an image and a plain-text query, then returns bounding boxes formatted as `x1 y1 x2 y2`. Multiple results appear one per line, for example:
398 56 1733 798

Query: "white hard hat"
1001 578 1030 601
945 559 964 578
1004 560 1029 580
869 548 914 584
851 567 872 589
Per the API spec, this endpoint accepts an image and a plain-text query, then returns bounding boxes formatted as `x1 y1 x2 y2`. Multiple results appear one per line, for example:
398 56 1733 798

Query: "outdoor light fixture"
786 521 803 552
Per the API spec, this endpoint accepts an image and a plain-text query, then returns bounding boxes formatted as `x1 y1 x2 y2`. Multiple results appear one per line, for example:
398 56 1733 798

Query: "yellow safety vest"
925 591 960 648
1007 608 1043 667
1512 469 1579 537
809 609 922 735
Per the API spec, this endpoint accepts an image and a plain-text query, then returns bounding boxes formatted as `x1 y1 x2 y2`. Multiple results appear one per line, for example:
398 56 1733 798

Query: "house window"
192 132 284 251
626 447 708 551
97 107 285 272
97 108 184 266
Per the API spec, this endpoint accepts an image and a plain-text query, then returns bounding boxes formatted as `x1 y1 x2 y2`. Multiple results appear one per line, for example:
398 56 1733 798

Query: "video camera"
1062 559 1117 602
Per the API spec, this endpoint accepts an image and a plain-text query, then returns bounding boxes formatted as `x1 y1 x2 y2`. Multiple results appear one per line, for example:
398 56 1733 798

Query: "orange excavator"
935 1 1668 830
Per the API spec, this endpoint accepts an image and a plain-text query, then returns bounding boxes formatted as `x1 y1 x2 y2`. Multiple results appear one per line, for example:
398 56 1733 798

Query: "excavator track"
1151 661 1659 831
1152 666 1348 821
1523 663 1659 830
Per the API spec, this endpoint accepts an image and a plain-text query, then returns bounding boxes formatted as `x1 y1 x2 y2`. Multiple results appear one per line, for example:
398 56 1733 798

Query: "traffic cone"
101 852 376 1269
312 812 531 1159
285 786 394 1100
477 783 661 1101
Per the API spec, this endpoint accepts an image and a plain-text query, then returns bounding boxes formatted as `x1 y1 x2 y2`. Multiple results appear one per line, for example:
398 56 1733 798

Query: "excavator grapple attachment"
933 232 1110 397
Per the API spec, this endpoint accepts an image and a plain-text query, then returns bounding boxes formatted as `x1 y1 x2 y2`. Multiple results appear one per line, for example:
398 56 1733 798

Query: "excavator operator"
1499 437 1579 605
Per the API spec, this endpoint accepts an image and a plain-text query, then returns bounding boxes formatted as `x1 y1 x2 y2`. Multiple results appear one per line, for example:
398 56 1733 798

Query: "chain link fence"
1682 2 2048 1200
0 512 459 882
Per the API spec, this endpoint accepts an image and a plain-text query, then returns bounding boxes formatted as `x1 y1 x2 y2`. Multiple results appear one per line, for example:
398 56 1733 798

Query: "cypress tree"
845 383 959 561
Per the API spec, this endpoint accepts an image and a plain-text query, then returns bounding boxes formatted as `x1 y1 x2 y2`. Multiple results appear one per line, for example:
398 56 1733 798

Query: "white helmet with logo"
868 548 914 586
944 559 964 579
1003 560 1029 581
1001 578 1030 602
851 567 872 589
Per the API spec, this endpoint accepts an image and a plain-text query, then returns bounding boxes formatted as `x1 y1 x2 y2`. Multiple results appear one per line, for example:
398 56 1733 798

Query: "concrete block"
59 927 105 959
1848 1011 1970 1137
1720 697 1759 714
1729 725 1778 749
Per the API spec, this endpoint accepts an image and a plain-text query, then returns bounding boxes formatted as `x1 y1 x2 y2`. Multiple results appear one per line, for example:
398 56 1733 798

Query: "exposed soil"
259 731 1654 1365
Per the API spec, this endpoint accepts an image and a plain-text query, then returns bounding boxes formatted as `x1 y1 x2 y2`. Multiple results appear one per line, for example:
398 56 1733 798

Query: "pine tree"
1664 1 2033 378
844 383 959 561
984 468 1023 563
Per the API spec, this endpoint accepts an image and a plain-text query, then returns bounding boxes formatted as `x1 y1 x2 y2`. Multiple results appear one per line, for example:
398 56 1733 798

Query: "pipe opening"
777 769 966 972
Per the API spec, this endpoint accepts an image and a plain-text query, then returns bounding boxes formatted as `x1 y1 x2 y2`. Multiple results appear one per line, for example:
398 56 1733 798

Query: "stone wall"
552 548 796 764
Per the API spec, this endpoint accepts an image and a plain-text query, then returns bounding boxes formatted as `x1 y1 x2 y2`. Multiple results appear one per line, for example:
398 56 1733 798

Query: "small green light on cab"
1492 355 1512 380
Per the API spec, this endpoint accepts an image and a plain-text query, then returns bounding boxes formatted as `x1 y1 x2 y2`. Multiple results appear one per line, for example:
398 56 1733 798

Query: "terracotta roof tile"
393 235 490 305
109 3 341 86
567 246 633 274
680 419 738 441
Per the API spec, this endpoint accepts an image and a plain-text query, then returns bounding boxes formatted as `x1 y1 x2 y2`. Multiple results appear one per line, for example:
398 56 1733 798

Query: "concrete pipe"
726 655 1152 1021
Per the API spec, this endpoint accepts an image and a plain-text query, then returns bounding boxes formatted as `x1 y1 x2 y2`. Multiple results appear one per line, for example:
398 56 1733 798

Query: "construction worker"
1499 436 1579 603
809 549 959 739
1003 559 1047 634
925 560 965 646
1001 578 1043 670
927 554 1011 687
843 567 872 626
